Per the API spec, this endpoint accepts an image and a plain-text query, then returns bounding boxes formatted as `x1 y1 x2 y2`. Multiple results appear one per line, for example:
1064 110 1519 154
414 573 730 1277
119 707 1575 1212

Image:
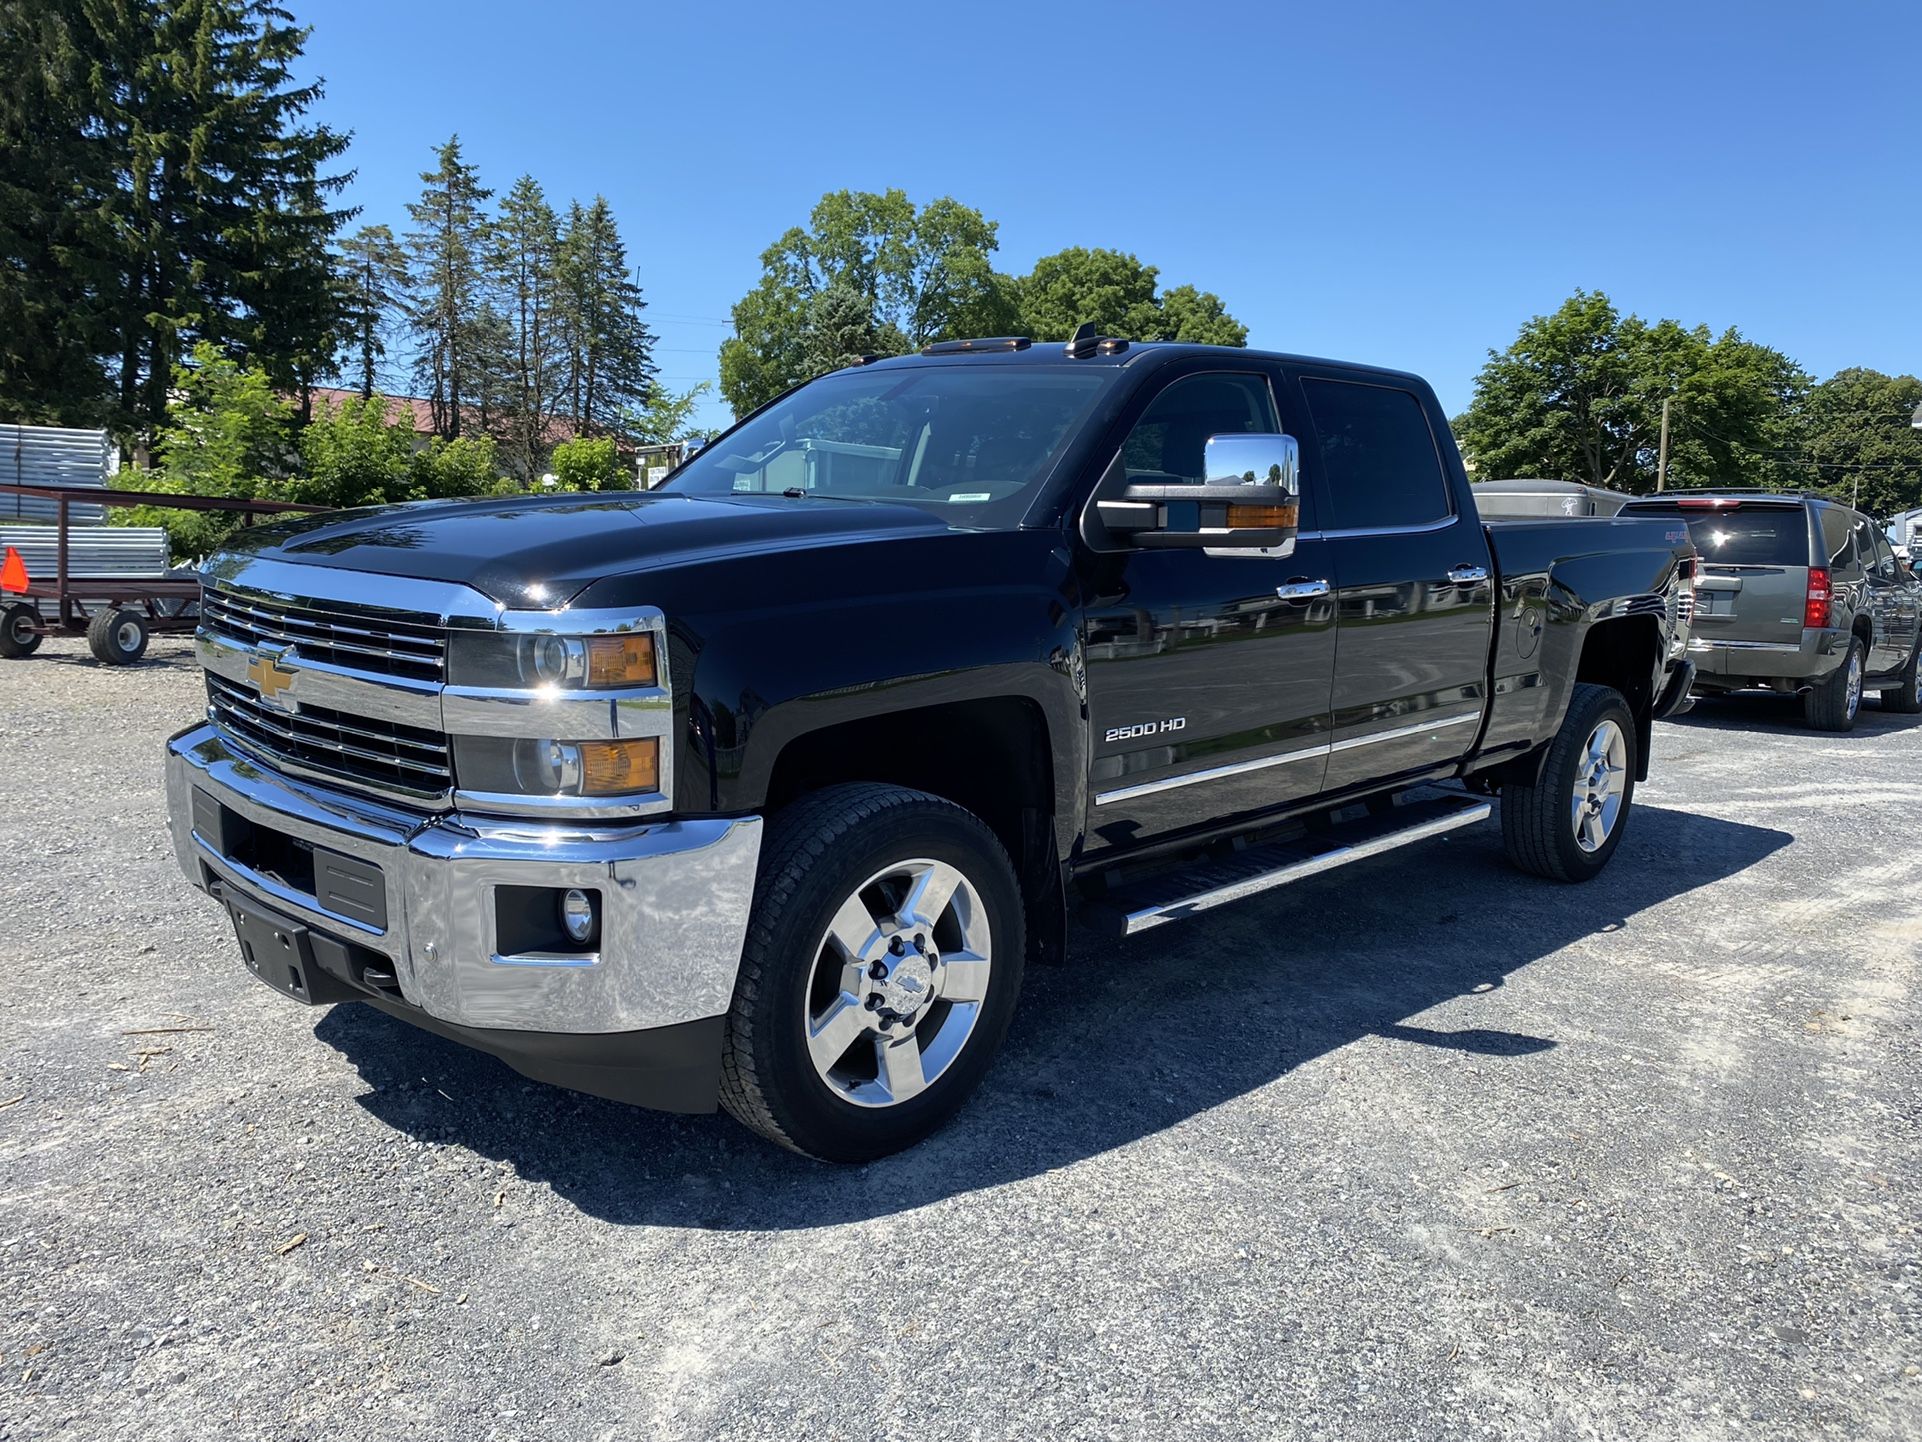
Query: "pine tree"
490 176 564 478
0 0 119 424
336 224 409 400
556 197 657 439
405 136 493 440
0 0 350 437
108 0 351 438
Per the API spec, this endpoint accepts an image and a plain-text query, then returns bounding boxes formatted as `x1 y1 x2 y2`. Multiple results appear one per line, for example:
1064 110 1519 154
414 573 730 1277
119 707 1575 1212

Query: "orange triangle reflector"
0 546 28 594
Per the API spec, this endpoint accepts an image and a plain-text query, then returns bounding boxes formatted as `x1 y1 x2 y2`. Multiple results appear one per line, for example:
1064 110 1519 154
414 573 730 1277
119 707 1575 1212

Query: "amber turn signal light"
579 738 660 796
585 632 657 687
1225 503 1299 528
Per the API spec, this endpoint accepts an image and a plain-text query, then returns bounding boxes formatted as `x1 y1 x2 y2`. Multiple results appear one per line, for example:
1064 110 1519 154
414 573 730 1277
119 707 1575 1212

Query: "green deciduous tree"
406 136 493 441
336 224 409 401
1454 290 1811 495
411 434 502 499
1798 369 1922 515
626 381 712 447
555 197 657 440
125 341 293 557
293 392 416 507
547 436 625 491
1014 248 1247 346
718 189 1008 415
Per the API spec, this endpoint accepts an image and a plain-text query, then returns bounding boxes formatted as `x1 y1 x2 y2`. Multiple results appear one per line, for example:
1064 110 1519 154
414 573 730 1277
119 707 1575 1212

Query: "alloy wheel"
802 857 993 1108
1570 718 1627 853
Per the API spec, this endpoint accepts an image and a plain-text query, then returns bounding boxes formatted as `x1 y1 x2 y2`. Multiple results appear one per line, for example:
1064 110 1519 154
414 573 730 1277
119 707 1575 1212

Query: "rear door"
1858 518 1922 672
1290 369 1496 792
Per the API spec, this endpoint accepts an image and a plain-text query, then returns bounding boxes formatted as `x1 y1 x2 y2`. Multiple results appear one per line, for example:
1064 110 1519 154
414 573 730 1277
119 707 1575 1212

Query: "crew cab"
164 337 1695 1160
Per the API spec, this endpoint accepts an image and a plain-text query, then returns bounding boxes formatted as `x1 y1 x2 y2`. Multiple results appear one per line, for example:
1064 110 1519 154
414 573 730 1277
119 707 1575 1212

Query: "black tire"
86 607 149 665
1877 641 1921 714
0 602 41 658
1803 636 1864 732
719 783 1026 1162
1501 682 1638 883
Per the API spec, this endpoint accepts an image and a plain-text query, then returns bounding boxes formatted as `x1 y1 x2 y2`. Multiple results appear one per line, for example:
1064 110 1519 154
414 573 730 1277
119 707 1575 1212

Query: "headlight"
456 736 661 798
449 630 657 689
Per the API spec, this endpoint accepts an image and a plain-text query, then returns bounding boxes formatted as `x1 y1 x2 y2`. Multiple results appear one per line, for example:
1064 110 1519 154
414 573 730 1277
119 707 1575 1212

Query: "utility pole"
1656 397 1671 492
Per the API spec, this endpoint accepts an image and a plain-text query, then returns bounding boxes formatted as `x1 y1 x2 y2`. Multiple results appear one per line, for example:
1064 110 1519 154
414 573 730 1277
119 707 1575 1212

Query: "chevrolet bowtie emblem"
246 648 299 706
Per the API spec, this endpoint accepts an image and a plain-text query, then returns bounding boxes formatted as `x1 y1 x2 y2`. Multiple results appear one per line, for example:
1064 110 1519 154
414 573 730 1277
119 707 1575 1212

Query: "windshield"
662 365 1111 525
1623 502 1810 566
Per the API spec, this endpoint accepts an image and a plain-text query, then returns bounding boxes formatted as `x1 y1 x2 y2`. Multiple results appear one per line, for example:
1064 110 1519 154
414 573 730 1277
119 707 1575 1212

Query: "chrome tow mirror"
1094 433 1301 550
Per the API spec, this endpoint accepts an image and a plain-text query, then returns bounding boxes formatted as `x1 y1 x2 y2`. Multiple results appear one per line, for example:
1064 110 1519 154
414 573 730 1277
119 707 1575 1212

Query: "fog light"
560 888 595 943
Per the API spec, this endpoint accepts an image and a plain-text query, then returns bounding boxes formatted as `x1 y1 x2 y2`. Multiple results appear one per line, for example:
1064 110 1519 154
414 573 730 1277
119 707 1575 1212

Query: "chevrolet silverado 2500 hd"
165 336 1696 1160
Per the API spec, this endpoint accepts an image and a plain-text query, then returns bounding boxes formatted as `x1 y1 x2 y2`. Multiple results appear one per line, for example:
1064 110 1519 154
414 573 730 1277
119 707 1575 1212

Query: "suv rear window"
1622 501 1809 566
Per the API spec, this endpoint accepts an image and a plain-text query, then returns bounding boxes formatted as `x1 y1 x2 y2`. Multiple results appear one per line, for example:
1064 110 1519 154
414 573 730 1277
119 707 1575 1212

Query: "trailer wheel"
0 602 41 658
87 607 150 665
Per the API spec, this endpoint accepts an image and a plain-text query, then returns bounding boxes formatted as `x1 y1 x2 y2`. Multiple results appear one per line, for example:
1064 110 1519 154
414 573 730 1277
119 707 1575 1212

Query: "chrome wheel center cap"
876 954 935 1018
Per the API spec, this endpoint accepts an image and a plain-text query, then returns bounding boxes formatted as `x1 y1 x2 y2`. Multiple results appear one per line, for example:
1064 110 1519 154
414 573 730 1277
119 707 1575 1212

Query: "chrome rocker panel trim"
167 722 761 1034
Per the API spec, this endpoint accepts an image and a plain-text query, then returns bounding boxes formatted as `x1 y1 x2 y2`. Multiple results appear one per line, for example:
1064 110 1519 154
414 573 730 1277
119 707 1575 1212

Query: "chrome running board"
1093 792 1493 938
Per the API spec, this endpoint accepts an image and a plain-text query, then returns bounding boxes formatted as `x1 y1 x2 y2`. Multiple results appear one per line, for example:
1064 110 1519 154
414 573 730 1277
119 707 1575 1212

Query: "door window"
1301 378 1452 532
1119 373 1279 485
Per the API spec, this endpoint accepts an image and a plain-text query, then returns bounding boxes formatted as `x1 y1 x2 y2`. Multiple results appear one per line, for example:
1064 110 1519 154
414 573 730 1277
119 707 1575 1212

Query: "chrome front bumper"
165 723 762 1034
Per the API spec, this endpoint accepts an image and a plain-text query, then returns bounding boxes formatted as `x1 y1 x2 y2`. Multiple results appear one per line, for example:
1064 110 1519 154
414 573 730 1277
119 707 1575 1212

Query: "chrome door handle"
1445 565 1490 584
1275 579 1330 602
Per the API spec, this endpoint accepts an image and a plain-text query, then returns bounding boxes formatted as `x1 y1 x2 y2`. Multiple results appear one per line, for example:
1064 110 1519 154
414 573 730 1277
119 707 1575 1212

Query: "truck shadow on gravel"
315 801 1788 1229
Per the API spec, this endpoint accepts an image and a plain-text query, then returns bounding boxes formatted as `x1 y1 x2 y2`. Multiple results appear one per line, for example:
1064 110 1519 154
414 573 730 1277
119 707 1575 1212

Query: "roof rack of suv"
1658 486 1819 498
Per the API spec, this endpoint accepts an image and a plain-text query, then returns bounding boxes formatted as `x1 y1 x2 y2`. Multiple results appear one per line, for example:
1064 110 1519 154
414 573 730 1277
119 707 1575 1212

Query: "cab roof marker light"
919 337 1033 355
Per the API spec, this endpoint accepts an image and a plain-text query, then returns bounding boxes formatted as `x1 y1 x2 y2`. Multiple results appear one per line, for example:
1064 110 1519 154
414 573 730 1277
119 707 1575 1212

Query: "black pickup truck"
164 337 1696 1160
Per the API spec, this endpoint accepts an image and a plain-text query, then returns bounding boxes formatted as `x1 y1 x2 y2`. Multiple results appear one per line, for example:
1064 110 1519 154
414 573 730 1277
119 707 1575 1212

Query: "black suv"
1620 492 1922 729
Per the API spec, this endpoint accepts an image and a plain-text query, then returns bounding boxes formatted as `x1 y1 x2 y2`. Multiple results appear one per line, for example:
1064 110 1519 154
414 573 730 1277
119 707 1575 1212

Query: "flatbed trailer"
0 482 326 665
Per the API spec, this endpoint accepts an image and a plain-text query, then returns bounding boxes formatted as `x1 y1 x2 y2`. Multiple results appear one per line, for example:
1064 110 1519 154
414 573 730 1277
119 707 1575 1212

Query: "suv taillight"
1804 566 1831 629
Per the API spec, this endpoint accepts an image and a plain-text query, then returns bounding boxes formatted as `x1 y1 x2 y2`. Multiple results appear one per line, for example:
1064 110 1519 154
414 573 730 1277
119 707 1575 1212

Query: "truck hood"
210 491 960 609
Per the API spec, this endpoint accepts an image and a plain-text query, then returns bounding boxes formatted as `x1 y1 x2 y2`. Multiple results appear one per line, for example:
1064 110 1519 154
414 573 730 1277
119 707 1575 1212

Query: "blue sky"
302 0 1921 434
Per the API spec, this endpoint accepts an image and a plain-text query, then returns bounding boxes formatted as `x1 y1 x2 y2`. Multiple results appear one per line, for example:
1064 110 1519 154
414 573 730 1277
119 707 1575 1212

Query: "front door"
1079 369 1338 855
1289 369 1496 793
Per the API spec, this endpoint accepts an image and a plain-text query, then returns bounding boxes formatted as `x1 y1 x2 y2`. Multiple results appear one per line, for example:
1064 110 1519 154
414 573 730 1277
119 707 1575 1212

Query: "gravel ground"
2 634 1918 1441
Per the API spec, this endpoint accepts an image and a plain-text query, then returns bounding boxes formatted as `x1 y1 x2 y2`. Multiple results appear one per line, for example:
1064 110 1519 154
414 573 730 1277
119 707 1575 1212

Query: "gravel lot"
2 634 1918 1441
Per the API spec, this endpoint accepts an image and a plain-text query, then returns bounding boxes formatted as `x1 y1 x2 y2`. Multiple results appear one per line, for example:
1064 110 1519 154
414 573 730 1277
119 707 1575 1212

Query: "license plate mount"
225 891 359 1006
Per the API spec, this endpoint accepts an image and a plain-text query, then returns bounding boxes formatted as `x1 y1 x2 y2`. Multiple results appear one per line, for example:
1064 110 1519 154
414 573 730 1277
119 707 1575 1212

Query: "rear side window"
1845 513 1882 576
1301 378 1451 531
1818 507 1855 568
1627 502 1811 566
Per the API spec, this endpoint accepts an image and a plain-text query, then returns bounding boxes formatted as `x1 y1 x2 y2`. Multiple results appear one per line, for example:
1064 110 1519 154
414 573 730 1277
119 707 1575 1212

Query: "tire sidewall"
738 800 1024 1161
1547 691 1637 880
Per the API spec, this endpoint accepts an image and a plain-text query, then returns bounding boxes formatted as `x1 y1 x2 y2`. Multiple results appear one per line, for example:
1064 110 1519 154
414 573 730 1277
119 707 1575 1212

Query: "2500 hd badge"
166 333 1696 1161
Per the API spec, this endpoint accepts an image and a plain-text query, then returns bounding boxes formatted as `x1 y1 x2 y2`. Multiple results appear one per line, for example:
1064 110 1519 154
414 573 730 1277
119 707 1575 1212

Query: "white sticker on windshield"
949 492 991 503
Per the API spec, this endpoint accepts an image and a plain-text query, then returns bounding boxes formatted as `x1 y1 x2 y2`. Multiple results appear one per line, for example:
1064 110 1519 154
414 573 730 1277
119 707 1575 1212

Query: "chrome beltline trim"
1095 708 1482 805
1095 743 1327 806
1327 709 1481 753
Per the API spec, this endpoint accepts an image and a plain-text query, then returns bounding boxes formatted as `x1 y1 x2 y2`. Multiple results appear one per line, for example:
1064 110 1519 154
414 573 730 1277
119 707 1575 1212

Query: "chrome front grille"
201 584 445 682
206 672 452 799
